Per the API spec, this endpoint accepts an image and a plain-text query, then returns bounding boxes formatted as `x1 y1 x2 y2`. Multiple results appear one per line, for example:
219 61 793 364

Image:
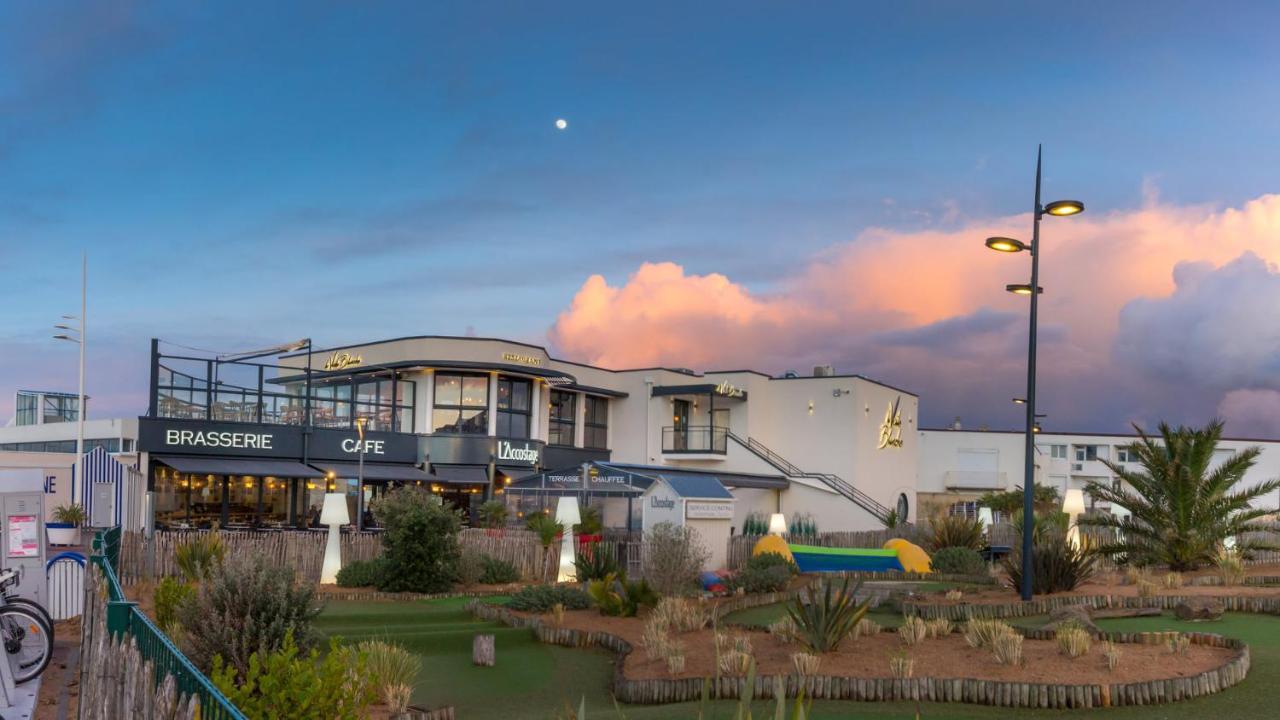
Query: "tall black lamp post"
985 146 1083 600
355 416 368 532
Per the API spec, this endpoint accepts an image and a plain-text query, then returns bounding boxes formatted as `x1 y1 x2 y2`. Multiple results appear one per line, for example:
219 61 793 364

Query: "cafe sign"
323 351 363 371
876 397 905 450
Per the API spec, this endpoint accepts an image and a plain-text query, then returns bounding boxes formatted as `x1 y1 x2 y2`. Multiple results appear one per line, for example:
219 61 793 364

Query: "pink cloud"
548 193 1280 431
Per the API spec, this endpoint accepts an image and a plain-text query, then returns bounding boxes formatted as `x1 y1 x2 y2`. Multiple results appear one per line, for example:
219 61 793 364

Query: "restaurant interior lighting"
985 237 1027 253
319 493 350 583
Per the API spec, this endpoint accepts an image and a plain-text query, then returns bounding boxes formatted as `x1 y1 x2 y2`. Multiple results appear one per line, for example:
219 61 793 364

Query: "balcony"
661 426 728 456
944 470 1007 490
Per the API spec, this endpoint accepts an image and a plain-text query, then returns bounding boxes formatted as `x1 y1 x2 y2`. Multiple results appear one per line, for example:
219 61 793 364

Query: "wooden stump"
473 634 495 666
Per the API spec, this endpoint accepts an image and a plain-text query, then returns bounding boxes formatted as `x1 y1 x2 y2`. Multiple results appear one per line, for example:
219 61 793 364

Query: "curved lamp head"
985 237 1027 253
1005 284 1044 296
320 492 350 525
1044 200 1084 217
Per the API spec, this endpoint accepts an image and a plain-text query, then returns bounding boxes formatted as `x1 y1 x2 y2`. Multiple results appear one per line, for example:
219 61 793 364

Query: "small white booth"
640 475 735 571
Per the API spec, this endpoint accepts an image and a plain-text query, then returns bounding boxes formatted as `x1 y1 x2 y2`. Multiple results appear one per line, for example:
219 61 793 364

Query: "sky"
4 1 1280 435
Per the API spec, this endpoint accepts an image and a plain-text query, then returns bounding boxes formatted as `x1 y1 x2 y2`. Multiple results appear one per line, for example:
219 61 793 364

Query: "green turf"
317 598 1280 719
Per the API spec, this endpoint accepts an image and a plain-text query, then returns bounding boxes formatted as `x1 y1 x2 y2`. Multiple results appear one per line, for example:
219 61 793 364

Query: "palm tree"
1080 419 1280 570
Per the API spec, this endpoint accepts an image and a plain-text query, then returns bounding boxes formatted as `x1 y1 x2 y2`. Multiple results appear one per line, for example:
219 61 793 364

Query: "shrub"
525 513 563 547
357 639 421 714
925 618 953 638
963 619 1012 649
650 597 709 633
642 523 710 597
179 553 324 675
944 589 963 601
505 584 591 613
457 547 485 587
791 652 821 676
575 505 603 535
992 631 1023 665
573 543 620 582
665 650 686 675
854 618 881 638
372 486 463 594
897 616 928 646
587 572 658 617
929 547 987 576
476 500 509 529
1167 633 1190 656
335 558 387 588
1103 641 1122 671
1056 625 1091 658
788 513 818 537
924 513 985 552
719 650 752 675
1218 549 1246 585
479 555 520 584
175 533 225 582
154 576 194 632
728 552 797 594
768 617 797 644
1001 532 1096 595
642 620 671 660
786 577 871 653
741 512 769 536
889 651 914 678
1136 578 1157 598
52 503 86 526
1163 572 1184 589
210 631 376 720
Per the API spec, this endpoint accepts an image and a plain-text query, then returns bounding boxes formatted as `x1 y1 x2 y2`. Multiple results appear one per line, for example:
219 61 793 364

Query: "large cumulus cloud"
549 194 1280 433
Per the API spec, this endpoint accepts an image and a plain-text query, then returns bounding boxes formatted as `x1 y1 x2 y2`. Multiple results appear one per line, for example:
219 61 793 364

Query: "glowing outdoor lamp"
555 496 581 582
1063 488 1086 550
319 492 350 584
982 146 1085 601
985 237 1027 253
977 507 994 534
768 513 788 536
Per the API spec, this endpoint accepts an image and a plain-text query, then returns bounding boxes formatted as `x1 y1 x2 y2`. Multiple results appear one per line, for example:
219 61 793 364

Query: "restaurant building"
135 335 920 533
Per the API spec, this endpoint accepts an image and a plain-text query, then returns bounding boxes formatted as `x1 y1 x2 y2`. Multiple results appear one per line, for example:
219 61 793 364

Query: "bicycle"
0 568 52 683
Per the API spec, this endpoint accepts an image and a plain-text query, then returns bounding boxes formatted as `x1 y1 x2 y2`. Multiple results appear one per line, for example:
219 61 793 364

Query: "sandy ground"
518 607 1235 685
34 617 81 720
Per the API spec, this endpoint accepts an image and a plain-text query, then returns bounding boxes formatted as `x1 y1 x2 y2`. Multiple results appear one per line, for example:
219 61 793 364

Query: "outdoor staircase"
727 432 893 525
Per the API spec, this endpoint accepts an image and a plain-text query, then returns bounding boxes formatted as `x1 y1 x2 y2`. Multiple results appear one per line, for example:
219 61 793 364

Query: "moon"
555 118 568 130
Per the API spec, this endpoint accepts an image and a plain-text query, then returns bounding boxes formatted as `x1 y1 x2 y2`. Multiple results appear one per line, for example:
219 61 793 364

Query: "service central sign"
685 501 734 519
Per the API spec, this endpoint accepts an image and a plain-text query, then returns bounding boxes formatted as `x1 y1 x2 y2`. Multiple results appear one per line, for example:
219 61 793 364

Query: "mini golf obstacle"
751 534 932 573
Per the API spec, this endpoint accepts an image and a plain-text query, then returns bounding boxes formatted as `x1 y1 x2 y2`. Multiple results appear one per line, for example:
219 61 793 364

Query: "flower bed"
468 600 1248 709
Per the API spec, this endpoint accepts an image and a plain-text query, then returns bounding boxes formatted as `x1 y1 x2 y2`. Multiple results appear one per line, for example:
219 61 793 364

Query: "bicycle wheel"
1 607 52 683
2 598 53 639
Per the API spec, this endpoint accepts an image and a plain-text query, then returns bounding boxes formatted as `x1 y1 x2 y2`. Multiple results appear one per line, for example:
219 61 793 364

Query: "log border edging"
466 599 1249 708
903 594 1280 620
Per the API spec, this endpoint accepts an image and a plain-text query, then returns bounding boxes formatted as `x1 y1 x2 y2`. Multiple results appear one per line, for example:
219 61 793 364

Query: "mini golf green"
317 598 1280 719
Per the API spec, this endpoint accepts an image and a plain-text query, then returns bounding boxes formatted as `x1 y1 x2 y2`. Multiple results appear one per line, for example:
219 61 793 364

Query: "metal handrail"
730 433 892 523
92 529 248 720
661 425 728 453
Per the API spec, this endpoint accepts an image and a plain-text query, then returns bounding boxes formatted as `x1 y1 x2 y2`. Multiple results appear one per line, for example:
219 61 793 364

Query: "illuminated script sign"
877 397 905 450
323 352 363 371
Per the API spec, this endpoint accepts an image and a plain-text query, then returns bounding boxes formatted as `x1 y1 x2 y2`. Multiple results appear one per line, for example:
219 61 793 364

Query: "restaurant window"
433 374 489 434
584 396 608 449
352 377 415 432
548 390 576 446
497 377 532 438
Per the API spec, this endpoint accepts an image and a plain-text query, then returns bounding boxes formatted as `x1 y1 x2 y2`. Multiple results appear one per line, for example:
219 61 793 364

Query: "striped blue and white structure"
71 446 126 528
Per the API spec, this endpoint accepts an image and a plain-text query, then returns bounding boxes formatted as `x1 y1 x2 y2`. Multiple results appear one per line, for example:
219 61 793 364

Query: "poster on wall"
7 515 39 558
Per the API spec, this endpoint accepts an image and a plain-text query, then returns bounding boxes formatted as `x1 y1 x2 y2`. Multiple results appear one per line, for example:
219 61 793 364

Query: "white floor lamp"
556 496 580 582
320 492 350 584
1063 489 1086 550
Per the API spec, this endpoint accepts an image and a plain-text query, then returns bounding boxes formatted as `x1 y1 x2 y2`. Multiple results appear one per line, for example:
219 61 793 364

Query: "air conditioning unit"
813 365 835 377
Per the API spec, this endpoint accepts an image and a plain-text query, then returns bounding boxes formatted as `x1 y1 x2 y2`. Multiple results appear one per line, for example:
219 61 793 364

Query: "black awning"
496 465 536 480
507 463 649 495
431 465 490 485
599 462 788 490
154 455 325 478
309 462 435 483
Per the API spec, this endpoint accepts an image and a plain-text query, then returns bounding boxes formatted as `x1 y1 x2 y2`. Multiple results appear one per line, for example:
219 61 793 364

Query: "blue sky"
4 1 1280 430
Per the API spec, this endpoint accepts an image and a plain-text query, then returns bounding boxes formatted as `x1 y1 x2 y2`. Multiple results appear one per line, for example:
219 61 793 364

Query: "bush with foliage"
153 576 194 632
923 512 984 552
51 503 87 526
179 553 324 675
641 522 709 596
371 486 464 593
978 485 1061 516
786 577 871 653
335 557 387 588
457 547 485 587
1001 530 1096 595
505 584 591 613
788 513 818 537
575 505 603 535
356 639 421 714
525 513 563 547
587 572 658 617
1079 420 1280 570
573 542 620 582
479 555 520 584
476 500 509 529
728 552 797 594
175 533 225 582
928 546 987 576
741 512 769 536
211 631 375 720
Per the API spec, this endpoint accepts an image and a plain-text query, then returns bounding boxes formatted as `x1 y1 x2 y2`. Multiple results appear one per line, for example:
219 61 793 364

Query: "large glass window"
548 390 576 446
496 377 532 438
15 393 37 426
584 396 608 449
433 374 489 434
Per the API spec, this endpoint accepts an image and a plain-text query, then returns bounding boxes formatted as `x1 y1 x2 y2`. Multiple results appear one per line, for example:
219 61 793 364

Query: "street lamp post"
355 416 367 532
985 146 1083 600
53 253 87 514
